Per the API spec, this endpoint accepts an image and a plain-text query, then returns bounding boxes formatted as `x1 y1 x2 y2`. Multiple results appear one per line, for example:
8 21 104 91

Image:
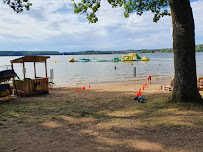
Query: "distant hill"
0 44 202 56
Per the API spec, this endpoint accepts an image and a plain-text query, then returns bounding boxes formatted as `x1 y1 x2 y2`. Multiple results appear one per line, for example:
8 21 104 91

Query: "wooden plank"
45 60 47 77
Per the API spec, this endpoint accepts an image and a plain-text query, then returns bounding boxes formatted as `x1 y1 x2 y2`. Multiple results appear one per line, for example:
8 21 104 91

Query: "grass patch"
79 110 92 117
1 91 203 130
92 111 108 118
104 98 203 129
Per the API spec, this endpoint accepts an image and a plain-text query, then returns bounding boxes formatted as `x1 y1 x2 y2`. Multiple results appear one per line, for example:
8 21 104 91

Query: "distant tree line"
63 50 131 55
139 48 172 53
0 44 202 56
0 51 60 56
139 44 203 53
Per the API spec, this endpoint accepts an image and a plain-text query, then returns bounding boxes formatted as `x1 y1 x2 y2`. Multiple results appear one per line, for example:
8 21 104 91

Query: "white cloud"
192 0 203 44
0 0 202 51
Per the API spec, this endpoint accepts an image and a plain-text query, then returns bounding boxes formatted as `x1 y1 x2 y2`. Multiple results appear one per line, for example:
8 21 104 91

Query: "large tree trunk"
168 0 202 103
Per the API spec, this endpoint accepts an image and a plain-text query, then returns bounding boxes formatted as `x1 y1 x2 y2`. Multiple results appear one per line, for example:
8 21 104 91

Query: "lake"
0 53 203 87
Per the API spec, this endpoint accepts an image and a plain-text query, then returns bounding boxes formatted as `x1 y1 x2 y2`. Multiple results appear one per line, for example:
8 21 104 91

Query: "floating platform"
69 53 149 62
91 60 113 62
78 58 90 62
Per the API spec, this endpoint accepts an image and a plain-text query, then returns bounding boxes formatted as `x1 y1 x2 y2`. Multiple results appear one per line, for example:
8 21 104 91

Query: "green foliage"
73 0 171 23
74 0 101 23
195 44 203 52
0 51 60 56
3 0 32 13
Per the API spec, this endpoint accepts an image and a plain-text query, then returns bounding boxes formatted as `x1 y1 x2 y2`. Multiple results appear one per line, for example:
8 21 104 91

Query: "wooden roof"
11 56 50 63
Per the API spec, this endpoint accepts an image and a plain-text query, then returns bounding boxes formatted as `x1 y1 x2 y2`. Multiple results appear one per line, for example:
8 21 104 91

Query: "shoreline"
51 83 167 98
53 78 173 88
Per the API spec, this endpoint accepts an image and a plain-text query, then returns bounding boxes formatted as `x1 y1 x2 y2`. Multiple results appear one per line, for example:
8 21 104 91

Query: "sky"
0 0 202 52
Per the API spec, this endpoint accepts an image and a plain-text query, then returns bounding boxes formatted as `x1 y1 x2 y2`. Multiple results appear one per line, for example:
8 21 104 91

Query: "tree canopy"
4 0 170 23
74 0 171 23
3 0 32 13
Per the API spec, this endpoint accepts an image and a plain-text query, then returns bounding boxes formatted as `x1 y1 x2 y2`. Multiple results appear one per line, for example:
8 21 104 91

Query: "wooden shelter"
11 56 50 96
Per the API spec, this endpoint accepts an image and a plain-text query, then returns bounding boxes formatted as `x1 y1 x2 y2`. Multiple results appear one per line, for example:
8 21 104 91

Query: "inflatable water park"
69 53 149 62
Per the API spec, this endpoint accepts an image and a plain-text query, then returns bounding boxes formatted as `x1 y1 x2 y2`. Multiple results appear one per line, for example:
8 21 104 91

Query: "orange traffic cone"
139 91 142 96
138 89 141 96
77 89 79 92
83 86 85 90
89 85 90 88
143 85 145 90
137 92 139 97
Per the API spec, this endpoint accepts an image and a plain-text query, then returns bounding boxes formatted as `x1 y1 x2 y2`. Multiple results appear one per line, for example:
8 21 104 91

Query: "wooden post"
23 62 25 79
134 67 136 77
34 62 36 78
45 60 47 78
11 63 18 96
11 63 14 70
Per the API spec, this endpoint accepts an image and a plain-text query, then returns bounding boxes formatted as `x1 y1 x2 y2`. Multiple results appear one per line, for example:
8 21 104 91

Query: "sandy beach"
0 83 203 152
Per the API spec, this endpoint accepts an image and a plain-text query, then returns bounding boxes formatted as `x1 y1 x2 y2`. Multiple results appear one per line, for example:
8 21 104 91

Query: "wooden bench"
197 77 203 91
161 85 173 91
0 95 11 101
161 77 203 92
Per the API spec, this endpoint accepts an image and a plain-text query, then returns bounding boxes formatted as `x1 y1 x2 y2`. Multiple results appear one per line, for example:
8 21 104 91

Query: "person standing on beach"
171 77 175 87
147 75 151 84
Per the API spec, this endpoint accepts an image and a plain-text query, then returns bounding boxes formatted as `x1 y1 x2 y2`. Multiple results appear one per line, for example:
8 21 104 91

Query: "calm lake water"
0 53 203 87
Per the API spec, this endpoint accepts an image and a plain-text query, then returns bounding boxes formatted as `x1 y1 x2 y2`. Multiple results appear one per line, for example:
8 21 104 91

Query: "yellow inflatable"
69 58 75 62
141 56 149 61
